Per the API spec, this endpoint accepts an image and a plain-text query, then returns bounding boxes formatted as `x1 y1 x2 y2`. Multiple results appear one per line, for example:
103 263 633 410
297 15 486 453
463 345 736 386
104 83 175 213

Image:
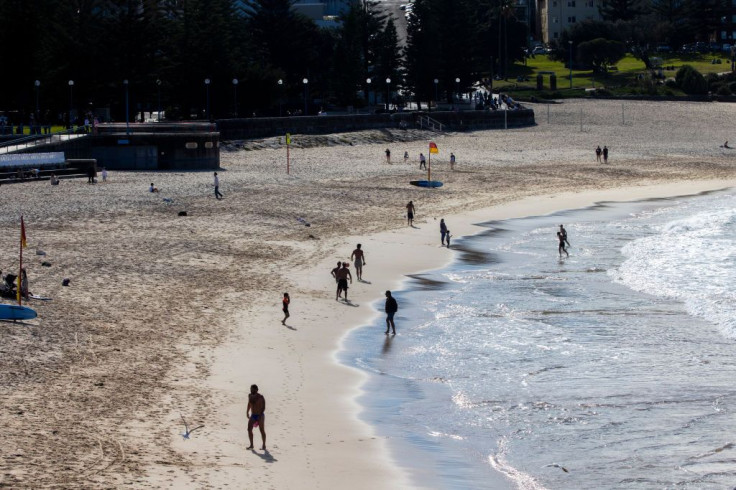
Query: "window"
586 0 594 6
568 16 576 22
552 1 557 6
568 1 576 6
552 16 558 23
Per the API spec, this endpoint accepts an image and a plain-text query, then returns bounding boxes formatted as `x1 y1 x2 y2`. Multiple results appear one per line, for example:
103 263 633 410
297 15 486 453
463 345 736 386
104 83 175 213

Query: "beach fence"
540 101 631 130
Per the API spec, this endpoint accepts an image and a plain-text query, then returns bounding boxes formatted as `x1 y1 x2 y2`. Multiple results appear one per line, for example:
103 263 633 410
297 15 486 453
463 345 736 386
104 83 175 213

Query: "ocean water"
341 189 736 489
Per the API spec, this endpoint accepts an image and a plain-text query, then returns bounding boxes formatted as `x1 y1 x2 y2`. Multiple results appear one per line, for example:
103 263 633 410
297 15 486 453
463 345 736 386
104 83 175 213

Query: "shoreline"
148 179 735 489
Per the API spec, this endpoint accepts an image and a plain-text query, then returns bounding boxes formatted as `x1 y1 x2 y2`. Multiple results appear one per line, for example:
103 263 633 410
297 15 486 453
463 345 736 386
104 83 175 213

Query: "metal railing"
417 115 445 132
0 129 86 155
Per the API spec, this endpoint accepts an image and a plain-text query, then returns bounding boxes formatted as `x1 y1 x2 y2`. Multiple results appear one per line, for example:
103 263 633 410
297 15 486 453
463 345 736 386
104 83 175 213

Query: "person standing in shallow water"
246 384 266 450
385 290 398 334
440 219 448 245
559 224 570 248
557 230 569 258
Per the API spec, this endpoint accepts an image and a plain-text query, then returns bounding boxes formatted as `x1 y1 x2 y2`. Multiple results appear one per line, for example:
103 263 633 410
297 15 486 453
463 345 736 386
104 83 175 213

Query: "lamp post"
34 80 40 134
455 77 460 106
366 78 372 110
122 79 130 136
568 40 573 89
433 78 438 112
204 78 211 120
302 78 308 115
385 77 391 111
68 80 74 129
232 78 239 117
278 79 283 116
156 79 162 122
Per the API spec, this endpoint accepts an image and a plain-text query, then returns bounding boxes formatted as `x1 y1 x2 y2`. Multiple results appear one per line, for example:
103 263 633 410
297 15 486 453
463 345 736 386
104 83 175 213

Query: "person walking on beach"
440 219 448 245
385 291 398 334
101 167 108 182
595 146 602 163
214 172 223 199
331 261 343 299
450 153 456 170
246 384 266 450
335 262 352 301
351 244 366 281
404 151 409 163
419 153 426 170
406 201 416 226
557 231 569 258
602 146 609 164
385 148 391 164
281 292 290 325
559 224 570 248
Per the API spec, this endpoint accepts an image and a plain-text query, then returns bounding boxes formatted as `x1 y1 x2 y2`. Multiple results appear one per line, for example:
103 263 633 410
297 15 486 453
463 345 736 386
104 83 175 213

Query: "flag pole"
18 216 24 306
428 142 431 182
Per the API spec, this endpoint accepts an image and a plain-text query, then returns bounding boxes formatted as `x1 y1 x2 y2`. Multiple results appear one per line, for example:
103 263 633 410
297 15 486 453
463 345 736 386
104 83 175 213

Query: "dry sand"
1 99 735 488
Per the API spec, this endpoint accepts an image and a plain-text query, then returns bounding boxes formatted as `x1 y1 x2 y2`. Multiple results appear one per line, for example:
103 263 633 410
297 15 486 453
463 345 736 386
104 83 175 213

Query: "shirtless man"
335 262 353 301
246 384 266 450
557 231 569 258
559 224 570 248
331 261 343 299
351 244 366 281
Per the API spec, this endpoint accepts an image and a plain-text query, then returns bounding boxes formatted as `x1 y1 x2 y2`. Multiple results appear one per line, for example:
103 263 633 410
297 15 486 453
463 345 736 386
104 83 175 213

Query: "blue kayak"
410 180 444 188
0 304 37 320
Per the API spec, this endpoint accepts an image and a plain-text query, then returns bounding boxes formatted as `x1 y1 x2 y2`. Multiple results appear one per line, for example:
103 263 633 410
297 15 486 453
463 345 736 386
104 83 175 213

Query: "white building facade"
537 0 601 44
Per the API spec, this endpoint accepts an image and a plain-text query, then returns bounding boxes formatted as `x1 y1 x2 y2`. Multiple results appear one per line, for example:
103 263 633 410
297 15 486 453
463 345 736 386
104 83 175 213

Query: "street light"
204 78 211 120
568 41 573 89
433 78 438 112
278 79 283 116
366 78 372 110
68 80 74 129
302 78 308 115
34 80 40 133
123 79 130 136
385 77 391 111
156 79 162 122
455 77 460 106
232 78 239 117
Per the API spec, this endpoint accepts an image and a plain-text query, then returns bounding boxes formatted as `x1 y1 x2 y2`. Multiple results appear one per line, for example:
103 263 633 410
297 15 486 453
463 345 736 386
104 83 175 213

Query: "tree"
675 65 707 94
576 38 627 73
598 0 648 22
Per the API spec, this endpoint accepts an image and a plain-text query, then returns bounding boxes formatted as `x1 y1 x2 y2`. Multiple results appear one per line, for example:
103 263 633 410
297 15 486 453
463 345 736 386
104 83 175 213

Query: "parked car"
723 44 733 53
532 46 547 55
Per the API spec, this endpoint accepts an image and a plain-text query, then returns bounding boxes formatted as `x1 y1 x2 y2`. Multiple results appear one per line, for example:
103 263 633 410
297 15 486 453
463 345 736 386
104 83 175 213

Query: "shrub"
717 84 732 96
729 81 736 93
675 65 707 94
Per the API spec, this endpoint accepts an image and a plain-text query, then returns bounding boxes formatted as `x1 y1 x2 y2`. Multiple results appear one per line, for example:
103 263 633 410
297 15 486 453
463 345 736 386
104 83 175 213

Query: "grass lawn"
493 52 734 97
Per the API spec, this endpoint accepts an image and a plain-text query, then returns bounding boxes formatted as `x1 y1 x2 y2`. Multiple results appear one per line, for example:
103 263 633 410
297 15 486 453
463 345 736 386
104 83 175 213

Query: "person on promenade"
214 172 223 199
385 290 398 335
406 201 416 227
404 151 409 163
450 153 456 170
351 244 366 281
385 148 391 164
559 224 571 248
595 146 602 163
419 153 427 170
246 384 266 450
440 219 448 245
557 231 569 258
335 262 353 301
602 146 609 164
281 292 290 325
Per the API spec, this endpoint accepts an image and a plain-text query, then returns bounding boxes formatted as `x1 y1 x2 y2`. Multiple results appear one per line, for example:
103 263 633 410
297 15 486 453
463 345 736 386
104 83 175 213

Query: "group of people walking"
595 145 609 164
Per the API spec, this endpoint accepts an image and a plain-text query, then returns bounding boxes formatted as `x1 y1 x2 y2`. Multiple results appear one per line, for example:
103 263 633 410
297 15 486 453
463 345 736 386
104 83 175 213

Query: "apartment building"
536 0 601 44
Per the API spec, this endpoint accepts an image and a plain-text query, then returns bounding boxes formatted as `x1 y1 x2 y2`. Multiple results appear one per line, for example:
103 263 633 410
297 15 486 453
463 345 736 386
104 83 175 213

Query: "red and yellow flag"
20 216 27 248
429 142 439 154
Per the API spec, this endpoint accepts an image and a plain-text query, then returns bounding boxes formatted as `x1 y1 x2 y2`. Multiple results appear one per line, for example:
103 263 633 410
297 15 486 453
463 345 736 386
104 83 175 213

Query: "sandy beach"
1 99 736 488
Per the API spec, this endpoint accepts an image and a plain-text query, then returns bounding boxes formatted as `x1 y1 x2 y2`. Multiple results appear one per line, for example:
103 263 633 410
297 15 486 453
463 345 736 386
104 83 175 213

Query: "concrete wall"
217 110 536 140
